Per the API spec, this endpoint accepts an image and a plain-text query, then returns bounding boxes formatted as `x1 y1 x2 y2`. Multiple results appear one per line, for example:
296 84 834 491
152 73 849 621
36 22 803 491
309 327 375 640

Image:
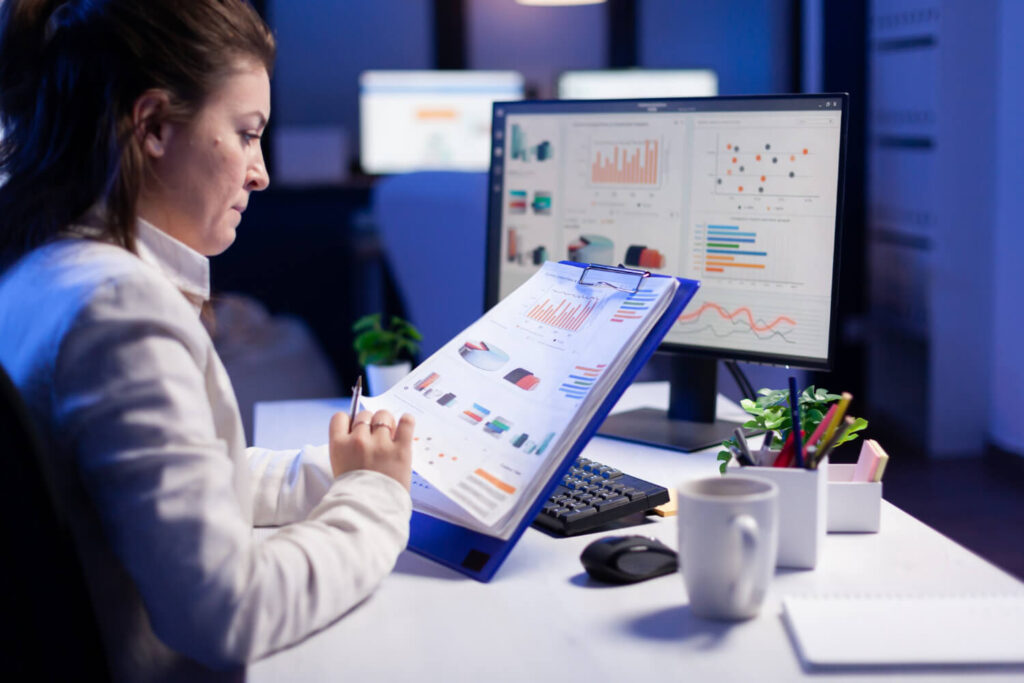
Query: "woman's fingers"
327 409 415 489
394 414 415 448
350 409 375 432
329 411 350 436
370 409 396 440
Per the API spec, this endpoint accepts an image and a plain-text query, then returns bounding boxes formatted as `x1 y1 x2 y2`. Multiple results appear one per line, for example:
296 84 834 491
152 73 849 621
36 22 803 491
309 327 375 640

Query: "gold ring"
371 422 393 430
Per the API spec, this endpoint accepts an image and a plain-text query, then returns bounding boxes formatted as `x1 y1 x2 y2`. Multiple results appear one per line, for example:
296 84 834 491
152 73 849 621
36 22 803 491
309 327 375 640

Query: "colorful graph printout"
611 288 658 323
460 402 491 424
558 364 607 400
458 341 510 371
504 367 540 390
527 296 598 332
483 416 513 437
414 373 440 391
534 432 555 456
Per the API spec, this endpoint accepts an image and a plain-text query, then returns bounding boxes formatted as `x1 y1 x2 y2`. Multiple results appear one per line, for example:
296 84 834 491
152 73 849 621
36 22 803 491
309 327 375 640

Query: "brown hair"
0 0 275 260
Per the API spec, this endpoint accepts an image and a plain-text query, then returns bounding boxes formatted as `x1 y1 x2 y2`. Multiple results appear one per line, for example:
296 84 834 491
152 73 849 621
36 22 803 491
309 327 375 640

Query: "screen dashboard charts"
495 100 843 363
359 70 524 174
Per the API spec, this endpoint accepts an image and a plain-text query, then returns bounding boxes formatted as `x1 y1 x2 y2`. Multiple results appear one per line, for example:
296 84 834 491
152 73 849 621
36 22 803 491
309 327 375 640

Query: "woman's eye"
241 132 261 145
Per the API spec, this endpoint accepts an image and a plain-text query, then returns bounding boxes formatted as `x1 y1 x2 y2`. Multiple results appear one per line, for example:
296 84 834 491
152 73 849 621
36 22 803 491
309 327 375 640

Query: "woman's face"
139 62 270 256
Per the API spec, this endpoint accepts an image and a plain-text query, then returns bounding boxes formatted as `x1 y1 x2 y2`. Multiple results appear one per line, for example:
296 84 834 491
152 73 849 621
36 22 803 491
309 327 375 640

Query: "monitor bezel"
483 93 849 372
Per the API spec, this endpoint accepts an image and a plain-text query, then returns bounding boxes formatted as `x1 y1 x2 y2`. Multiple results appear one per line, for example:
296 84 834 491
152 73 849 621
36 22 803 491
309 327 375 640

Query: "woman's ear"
132 89 174 159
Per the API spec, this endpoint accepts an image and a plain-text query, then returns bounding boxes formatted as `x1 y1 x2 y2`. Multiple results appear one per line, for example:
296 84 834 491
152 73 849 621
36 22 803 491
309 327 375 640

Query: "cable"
724 360 756 402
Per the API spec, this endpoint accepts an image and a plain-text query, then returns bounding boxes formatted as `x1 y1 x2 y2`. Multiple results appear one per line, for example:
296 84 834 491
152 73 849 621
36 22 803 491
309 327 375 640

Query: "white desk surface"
249 383 1024 682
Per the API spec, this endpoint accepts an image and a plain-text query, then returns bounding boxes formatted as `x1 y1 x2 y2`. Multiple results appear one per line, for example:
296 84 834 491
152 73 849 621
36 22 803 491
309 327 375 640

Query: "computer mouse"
580 535 678 584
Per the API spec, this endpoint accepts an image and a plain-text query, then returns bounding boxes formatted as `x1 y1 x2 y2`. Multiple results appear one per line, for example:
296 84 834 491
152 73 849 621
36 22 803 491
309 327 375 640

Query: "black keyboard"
532 456 670 536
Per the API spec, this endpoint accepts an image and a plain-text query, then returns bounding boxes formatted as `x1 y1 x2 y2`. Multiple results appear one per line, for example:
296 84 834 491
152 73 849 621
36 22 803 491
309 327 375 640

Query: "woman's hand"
328 409 414 491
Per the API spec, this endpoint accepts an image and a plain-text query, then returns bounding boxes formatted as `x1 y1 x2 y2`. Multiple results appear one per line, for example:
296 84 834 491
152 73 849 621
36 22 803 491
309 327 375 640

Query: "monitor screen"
359 70 524 174
485 95 848 450
557 69 718 100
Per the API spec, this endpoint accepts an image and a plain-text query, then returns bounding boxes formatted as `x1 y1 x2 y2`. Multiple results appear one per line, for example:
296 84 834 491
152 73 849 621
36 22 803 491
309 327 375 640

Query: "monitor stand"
598 353 748 453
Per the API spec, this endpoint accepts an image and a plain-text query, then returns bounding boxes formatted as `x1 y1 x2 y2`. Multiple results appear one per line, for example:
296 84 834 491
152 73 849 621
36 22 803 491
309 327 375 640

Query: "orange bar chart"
591 140 659 186
527 296 598 331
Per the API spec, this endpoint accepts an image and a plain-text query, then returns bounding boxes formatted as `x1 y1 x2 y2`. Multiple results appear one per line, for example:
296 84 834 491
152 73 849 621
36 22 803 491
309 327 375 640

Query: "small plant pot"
365 361 411 396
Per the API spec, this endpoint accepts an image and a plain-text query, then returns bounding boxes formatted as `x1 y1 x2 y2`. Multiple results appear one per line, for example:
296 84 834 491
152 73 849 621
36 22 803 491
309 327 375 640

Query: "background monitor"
485 94 848 451
557 69 718 100
359 70 524 174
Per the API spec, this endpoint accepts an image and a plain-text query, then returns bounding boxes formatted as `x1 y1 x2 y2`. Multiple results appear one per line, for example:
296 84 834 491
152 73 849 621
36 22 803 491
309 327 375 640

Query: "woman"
0 1 414 680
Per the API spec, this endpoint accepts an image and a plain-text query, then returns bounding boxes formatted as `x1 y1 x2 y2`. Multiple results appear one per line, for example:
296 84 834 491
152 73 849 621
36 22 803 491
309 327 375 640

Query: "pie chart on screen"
458 341 509 371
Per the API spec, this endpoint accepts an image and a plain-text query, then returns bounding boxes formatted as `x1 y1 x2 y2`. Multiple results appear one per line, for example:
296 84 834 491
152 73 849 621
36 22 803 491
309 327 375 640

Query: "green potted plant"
717 386 868 474
352 313 422 395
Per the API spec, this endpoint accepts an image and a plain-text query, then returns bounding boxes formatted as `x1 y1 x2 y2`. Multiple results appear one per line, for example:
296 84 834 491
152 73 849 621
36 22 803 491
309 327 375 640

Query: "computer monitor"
359 70 525 175
485 95 848 451
557 69 718 100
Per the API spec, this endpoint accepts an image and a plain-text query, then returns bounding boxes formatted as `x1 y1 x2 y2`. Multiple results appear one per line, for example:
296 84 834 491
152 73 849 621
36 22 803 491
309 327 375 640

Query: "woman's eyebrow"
239 111 268 128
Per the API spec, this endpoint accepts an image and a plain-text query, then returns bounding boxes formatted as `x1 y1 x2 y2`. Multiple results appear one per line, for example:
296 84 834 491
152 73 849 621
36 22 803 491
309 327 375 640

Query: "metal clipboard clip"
577 263 650 294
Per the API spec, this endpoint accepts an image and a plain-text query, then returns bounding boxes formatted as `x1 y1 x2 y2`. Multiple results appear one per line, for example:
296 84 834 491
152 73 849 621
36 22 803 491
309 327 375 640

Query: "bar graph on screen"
590 138 661 188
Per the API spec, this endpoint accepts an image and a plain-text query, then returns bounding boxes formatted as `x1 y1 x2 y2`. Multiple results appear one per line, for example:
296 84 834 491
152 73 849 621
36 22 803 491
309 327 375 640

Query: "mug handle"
729 513 760 614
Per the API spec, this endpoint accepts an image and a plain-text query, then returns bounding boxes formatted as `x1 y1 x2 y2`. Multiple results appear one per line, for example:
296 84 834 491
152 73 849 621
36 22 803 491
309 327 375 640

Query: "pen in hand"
348 375 363 433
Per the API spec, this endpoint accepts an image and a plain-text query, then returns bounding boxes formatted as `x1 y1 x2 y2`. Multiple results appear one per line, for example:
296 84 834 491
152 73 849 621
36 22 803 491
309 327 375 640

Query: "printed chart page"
364 262 677 537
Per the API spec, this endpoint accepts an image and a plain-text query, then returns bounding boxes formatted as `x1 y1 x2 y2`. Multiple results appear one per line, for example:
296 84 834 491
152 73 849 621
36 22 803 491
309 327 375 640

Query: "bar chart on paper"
525 293 600 332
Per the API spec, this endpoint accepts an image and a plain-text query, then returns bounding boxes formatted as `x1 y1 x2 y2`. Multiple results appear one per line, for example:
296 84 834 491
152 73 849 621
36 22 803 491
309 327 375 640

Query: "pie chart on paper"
458 341 510 371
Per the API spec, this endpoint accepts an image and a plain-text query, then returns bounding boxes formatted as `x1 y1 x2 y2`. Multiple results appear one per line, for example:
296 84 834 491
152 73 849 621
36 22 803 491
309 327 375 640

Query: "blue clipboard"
407 263 700 582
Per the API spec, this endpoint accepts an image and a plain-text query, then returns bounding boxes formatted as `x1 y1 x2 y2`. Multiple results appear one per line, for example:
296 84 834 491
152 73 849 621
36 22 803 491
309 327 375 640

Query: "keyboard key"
597 495 630 512
562 507 597 524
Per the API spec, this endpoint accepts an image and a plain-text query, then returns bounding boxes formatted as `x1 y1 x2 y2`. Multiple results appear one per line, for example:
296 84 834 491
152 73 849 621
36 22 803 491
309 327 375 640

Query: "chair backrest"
0 362 110 680
372 171 489 359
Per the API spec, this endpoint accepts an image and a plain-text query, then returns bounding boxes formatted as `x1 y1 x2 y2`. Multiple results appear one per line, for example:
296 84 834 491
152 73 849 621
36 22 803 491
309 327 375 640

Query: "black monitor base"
599 407 747 453
597 353 760 453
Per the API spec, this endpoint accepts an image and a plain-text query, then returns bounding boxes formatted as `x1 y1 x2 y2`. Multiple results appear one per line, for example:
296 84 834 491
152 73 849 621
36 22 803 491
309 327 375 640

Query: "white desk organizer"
826 463 882 533
726 457 827 569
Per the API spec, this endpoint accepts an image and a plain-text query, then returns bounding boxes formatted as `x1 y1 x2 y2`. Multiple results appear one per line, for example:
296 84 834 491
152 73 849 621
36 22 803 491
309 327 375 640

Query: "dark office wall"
991 0 1024 456
268 1 433 144
466 0 606 97
639 0 796 94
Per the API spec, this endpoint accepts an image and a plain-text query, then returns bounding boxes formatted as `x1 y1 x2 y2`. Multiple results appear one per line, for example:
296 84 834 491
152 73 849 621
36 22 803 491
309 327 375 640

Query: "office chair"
372 171 489 359
0 362 110 680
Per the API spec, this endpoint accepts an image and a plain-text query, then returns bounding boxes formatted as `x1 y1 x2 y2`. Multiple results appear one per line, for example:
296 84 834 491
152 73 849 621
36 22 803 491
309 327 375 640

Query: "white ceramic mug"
677 476 779 620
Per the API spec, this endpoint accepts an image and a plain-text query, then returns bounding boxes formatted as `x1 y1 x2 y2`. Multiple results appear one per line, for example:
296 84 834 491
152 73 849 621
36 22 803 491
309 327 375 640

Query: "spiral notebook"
782 594 1024 668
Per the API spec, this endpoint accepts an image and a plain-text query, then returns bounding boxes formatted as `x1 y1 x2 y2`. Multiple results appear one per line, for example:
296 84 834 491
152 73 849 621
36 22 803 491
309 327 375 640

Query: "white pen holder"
725 457 827 569
827 464 882 533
